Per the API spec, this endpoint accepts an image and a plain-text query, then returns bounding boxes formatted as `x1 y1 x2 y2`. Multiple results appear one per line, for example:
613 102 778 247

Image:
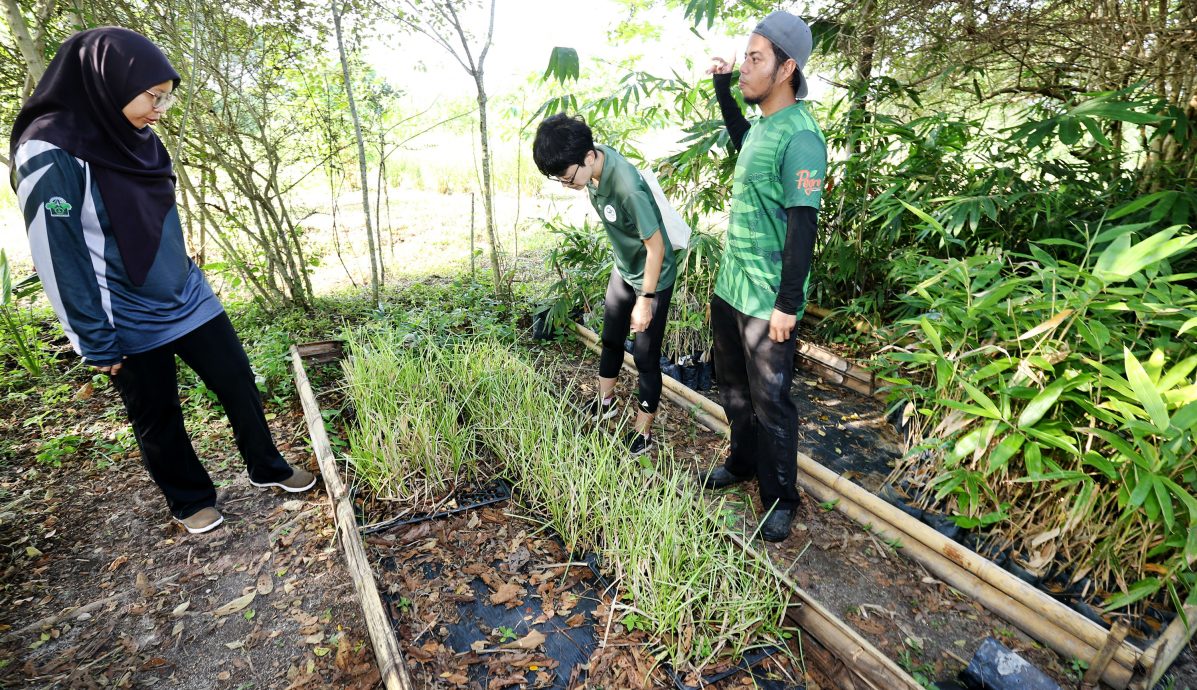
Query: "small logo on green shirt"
603 204 617 222
795 170 823 195
45 197 73 218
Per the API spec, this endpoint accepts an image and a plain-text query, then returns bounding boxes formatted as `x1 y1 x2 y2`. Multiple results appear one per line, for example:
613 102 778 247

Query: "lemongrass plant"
342 327 479 506
342 331 792 673
454 340 792 671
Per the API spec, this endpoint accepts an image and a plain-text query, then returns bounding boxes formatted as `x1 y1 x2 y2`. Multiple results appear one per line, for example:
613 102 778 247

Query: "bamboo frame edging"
570 321 1189 689
568 326 921 690
289 345 416 690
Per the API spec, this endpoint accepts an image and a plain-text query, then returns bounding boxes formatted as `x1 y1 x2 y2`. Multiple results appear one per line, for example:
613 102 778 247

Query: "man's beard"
743 68 782 106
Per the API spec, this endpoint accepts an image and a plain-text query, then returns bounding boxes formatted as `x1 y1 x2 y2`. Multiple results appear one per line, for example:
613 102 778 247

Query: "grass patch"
340 332 792 674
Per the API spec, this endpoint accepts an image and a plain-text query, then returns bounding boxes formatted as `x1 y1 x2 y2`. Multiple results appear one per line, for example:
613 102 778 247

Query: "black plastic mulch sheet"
379 536 601 689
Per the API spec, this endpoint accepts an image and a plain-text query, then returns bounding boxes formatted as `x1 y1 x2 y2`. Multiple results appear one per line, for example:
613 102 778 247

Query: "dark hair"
769 41 802 95
532 113 594 177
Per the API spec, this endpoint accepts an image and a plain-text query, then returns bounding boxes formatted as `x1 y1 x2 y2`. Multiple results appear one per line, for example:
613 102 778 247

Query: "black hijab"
10 27 181 286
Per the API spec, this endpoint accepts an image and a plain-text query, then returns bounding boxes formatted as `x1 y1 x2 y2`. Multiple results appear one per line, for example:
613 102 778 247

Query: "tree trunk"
847 0 876 156
474 72 505 297
2 0 47 93
332 0 380 306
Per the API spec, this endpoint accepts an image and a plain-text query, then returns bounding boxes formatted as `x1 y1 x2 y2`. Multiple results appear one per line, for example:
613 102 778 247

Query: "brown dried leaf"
489 583 524 606
501 629 546 651
565 613 586 628
256 573 274 596
212 592 256 617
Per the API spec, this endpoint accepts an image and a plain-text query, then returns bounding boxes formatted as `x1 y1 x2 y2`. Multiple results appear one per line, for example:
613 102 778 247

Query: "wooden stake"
1134 607 1197 689
1083 621 1130 689
291 346 416 690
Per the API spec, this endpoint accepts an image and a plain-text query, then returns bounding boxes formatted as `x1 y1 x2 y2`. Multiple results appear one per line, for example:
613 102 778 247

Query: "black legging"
112 312 293 519
598 270 673 414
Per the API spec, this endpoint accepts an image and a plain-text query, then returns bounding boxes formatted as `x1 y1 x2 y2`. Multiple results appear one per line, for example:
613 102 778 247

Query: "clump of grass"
342 332 792 673
341 326 479 507
454 340 792 671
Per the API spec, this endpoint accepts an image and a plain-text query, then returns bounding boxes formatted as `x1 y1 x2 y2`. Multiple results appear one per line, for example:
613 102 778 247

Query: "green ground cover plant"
877 222 1197 614
340 331 792 674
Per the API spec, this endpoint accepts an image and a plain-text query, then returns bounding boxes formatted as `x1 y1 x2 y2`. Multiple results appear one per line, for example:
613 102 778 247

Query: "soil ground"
0 362 379 689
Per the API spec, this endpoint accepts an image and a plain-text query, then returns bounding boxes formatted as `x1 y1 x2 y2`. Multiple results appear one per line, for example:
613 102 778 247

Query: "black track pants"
598 270 673 414
112 312 293 519
711 295 802 509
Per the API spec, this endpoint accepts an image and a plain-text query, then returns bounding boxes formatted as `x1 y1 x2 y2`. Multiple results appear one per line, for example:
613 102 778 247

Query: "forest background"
2 0 1196 637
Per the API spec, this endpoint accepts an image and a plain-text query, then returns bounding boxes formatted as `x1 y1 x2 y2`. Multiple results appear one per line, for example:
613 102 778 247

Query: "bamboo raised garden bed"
570 321 1196 689
290 338 935 689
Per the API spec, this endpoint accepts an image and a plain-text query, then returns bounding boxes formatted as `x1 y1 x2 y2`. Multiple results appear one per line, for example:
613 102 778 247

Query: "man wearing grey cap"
697 10 827 542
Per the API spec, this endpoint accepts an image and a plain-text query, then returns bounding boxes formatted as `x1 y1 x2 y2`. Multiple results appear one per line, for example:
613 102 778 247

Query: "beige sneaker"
176 507 224 534
251 465 317 493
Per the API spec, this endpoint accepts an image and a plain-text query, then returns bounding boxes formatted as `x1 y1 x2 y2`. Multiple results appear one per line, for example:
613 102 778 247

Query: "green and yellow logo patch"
45 197 73 218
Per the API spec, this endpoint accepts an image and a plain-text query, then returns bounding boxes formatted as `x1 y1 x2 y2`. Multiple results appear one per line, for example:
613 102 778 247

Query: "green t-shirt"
587 145 676 292
714 102 826 320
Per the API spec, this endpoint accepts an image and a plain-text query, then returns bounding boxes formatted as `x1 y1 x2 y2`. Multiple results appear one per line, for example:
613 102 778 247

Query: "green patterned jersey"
587 145 676 292
714 101 826 320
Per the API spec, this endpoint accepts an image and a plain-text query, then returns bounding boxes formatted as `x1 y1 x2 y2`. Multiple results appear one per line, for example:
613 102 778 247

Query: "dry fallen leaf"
501 629 546 651
170 601 190 618
108 555 128 572
212 592 256 617
256 573 274 596
565 613 586 628
489 583 524 606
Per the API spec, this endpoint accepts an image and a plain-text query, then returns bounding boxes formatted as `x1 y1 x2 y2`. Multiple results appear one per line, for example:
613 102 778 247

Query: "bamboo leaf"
986 434 1024 475
1019 309 1077 340
1018 378 1066 428
1124 347 1170 433
961 381 1002 419
542 47 580 84
919 316 943 355
1102 578 1161 612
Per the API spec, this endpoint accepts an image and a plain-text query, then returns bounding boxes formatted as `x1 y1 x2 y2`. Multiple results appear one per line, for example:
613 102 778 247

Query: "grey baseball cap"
752 11 813 99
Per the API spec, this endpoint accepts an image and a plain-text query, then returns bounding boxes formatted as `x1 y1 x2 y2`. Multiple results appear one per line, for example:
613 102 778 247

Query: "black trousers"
711 295 802 510
598 270 674 414
112 312 292 519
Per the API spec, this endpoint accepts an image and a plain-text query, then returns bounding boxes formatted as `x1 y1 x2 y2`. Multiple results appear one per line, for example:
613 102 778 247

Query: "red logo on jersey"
795 170 824 195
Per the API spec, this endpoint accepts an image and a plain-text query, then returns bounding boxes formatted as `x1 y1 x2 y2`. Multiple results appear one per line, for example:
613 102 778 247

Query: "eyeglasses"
547 164 583 185
144 89 178 112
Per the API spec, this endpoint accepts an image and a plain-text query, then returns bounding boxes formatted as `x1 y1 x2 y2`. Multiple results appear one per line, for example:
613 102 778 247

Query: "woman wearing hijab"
9 27 315 534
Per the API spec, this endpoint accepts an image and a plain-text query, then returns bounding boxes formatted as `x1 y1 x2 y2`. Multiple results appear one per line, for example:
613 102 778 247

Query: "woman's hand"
631 297 653 333
707 54 736 75
94 361 124 376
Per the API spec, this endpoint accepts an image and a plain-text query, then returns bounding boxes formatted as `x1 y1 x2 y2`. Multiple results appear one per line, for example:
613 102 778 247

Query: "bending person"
533 114 676 456
9 27 315 535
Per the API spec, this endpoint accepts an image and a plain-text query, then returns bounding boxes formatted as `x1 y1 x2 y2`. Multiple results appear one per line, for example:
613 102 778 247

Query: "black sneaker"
760 507 796 542
697 466 751 490
585 396 618 420
626 432 653 456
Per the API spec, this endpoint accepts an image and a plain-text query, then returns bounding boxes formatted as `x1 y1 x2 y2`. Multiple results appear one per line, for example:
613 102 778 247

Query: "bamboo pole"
1083 622 1130 689
1134 606 1197 690
569 328 920 690
290 346 416 690
570 323 1151 688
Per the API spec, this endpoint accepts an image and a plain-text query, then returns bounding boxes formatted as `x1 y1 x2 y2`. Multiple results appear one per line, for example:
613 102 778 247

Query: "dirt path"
0 372 379 689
